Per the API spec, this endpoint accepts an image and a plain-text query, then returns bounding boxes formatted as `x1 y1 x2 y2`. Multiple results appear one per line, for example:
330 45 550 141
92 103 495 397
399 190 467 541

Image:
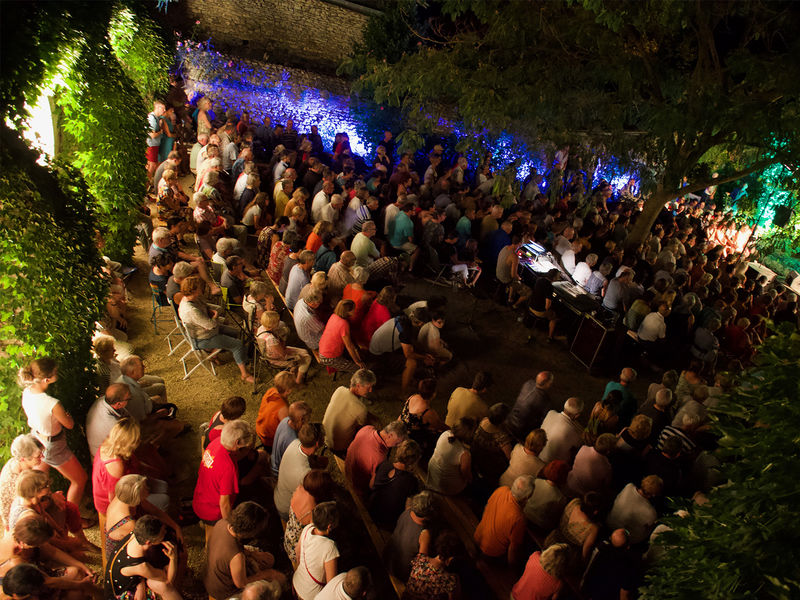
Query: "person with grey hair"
646 369 678 404
585 260 613 296
293 287 325 350
212 237 240 279
231 580 282 600
603 266 635 313
345 421 407 495
317 565 372 600
384 490 437 580
322 369 377 453
539 397 584 463
285 250 316 311
474 475 534 565
572 252 598 288
567 433 616 496
603 367 638 427
638 388 674 444
193 419 256 524
0 434 44 527
166 260 196 302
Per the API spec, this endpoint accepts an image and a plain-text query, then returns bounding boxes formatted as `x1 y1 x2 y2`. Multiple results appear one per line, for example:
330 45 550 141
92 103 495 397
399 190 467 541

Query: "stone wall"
181 0 371 74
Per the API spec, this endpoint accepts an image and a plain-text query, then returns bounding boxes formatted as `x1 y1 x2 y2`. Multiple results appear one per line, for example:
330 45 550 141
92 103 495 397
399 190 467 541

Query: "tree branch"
674 158 777 197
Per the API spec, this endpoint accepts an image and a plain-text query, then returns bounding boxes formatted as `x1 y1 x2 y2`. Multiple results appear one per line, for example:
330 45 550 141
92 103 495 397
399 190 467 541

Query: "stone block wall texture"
183 0 370 73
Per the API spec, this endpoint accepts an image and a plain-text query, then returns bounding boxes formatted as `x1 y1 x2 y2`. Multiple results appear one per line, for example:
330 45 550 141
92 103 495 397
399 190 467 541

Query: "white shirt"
22 389 61 437
384 203 400 235
539 410 583 463
311 190 330 223
638 311 666 342
273 439 310 518
573 262 592 287
554 235 572 256
607 483 657 544
241 204 261 226
316 573 352 600
233 173 248 201
427 431 468 495
561 249 577 274
292 524 340 600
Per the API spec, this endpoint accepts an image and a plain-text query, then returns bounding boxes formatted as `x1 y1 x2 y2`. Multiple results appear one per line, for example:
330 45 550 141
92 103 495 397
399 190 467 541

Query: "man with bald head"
86 383 131 457
327 251 356 301
603 367 638 426
539 397 584 463
582 528 643 599
506 371 556 441
317 566 372 600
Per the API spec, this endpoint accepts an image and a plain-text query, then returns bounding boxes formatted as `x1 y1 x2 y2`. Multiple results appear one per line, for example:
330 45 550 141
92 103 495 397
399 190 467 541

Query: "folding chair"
166 300 188 356
172 307 223 380
149 284 173 334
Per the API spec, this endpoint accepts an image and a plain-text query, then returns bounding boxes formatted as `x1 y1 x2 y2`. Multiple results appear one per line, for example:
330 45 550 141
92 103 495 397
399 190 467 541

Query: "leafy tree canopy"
344 0 800 241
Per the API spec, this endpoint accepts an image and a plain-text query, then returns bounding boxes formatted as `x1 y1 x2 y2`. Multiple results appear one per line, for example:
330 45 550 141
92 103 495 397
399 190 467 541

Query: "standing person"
293 502 340 600
18 359 88 510
146 100 166 181
158 105 178 164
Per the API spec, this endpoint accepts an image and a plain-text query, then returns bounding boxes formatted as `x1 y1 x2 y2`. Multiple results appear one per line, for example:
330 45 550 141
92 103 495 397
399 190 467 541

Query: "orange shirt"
474 486 526 558
255 387 287 447
306 231 323 254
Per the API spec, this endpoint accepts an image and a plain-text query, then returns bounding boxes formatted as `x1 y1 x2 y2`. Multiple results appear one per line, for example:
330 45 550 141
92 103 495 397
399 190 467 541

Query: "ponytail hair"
18 358 58 387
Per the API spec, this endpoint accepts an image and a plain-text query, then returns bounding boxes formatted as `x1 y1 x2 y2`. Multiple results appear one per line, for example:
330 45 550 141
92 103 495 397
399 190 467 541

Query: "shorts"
38 431 74 468
531 308 557 320
146 145 159 163
393 241 418 254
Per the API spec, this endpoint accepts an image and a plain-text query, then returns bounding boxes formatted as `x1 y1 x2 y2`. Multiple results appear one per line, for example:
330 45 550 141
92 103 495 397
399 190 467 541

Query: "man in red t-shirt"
193 420 256 530
345 421 407 495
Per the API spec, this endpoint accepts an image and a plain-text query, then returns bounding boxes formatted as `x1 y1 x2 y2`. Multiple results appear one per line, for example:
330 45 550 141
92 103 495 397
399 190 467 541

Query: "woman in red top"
342 267 377 327
318 300 365 372
306 221 333 254
92 418 141 516
267 230 298 285
511 544 569 600
356 286 394 347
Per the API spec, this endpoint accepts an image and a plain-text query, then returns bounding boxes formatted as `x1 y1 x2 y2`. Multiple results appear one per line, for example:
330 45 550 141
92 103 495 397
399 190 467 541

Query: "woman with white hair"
0 434 44 528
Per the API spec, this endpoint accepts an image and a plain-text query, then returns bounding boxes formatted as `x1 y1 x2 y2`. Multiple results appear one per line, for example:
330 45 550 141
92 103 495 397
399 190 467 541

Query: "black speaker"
773 205 793 227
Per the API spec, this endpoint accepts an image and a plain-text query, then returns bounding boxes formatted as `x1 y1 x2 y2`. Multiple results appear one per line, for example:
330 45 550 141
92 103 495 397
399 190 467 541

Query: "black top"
531 277 553 312
582 542 642 600
368 461 419 529
106 534 145 599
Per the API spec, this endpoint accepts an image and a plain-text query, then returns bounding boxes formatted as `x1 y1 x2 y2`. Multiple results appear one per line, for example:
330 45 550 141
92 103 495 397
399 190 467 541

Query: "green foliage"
109 2 171 107
56 41 150 261
346 0 800 241
642 328 800 599
0 127 106 464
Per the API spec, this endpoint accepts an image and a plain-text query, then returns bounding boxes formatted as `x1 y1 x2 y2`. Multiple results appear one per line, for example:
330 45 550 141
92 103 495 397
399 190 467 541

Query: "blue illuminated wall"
178 41 639 190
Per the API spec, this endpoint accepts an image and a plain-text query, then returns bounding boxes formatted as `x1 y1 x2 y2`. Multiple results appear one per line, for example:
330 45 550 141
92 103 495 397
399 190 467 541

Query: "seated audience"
566 433 616 496
322 369 376 453
292 502 340 600
0 435 44 529
274 423 324 520
523 460 569 532
547 492 603 561
404 530 462 600
271 401 313 477
426 418 476 496
283 470 335 564
384 491 436 581
399 378 447 456
345 421 408 496
474 475 535 565
607 475 664 544
444 371 492 429
368 440 422 529
255 372 295 449
471 404 514 492
205 501 284 600
499 429 547 488
319 300 365 372
105 515 180 600
316 566 372 600
293 288 326 351
511 543 571 600
204 396 247 450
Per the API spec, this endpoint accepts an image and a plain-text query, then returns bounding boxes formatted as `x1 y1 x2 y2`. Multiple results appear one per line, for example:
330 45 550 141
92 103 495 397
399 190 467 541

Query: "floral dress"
267 241 291 285
404 553 458 600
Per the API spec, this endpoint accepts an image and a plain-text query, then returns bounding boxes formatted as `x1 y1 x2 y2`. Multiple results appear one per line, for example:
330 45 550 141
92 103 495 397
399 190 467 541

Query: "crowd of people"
3 79 798 600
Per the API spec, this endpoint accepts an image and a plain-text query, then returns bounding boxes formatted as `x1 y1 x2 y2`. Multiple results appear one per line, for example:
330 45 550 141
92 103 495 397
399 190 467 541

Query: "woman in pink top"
356 286 394 347
318 300 365 372
512 544 569 600
92 419 141 516
284 470 335 565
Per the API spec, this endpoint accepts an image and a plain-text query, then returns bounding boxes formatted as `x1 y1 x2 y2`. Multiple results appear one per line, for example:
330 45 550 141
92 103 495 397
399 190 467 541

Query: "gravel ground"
81 208 654 598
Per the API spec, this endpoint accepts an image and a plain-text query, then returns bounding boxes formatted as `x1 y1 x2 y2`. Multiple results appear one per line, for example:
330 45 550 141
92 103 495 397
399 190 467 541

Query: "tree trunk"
625 188 675 248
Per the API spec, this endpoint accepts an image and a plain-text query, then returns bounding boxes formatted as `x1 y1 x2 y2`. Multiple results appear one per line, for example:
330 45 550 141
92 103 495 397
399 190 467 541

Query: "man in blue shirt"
388 202 420 271
270 401 312 476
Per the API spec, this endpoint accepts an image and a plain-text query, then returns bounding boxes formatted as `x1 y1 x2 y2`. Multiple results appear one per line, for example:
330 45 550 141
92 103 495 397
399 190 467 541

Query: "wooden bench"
332 455 406 599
